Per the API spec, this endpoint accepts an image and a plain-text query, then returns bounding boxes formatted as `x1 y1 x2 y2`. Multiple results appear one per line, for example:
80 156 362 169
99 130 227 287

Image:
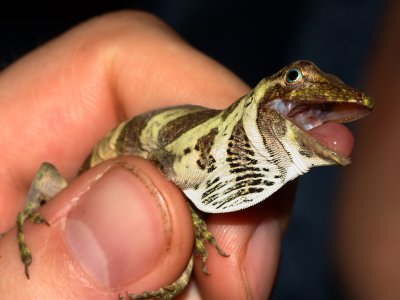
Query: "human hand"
0 11 295 299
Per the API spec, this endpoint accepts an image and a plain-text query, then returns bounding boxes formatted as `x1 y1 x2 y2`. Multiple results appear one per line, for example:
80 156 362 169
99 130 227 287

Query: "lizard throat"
267 99 370 157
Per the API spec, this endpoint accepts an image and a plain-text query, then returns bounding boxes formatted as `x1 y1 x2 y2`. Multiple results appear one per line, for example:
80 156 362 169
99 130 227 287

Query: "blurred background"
1 1 398 299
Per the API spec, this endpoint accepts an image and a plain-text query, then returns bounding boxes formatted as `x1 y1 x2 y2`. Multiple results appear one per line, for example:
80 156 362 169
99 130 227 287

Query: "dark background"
0 1 383 299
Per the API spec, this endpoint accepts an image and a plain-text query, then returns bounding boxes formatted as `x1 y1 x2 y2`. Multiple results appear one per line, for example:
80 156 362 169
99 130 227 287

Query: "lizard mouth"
268 99 371 158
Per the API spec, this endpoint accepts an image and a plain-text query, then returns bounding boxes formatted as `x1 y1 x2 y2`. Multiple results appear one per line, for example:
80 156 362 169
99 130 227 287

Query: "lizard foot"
123 256 194 300
17 162 67 278
123 204 228 299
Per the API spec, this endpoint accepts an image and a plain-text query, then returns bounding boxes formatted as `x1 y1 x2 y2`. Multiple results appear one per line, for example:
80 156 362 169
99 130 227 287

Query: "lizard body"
84 60 372 214
17 60 373 299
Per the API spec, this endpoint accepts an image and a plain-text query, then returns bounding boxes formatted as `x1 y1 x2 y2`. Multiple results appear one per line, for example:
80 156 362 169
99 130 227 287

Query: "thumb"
0 157 194 299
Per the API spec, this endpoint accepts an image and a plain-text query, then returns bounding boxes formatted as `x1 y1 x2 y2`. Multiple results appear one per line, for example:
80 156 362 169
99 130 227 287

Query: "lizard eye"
286 67 303 83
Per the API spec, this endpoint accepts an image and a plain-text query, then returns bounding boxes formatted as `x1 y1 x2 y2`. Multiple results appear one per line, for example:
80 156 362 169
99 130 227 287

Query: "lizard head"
249 60 373 169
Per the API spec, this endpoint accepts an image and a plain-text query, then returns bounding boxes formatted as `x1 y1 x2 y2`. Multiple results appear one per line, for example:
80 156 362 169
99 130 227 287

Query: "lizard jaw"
268 99 372 161
269 100 371 129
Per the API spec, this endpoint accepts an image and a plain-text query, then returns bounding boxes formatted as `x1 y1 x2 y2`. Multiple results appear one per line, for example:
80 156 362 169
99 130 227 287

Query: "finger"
194 181 297 299
0 11 248 231
0 156 194 299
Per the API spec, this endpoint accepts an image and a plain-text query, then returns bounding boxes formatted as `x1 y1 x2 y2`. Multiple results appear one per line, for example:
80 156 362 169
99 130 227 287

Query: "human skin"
336 2 400 299
0 12 295 299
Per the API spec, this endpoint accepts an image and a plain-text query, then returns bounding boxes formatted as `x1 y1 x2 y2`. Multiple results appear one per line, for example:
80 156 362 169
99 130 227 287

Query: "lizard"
16 60 373 299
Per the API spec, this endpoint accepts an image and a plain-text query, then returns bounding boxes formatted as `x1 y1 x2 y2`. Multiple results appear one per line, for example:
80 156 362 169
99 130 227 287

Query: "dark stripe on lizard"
158 109 220 147
116 107 173 154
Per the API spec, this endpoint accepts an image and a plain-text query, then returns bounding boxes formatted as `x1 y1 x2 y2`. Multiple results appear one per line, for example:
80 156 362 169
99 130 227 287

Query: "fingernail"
244 219 281 299
65 164 169 287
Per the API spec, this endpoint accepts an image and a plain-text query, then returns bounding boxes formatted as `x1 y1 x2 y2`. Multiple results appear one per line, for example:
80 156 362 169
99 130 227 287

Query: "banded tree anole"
16 61 373 299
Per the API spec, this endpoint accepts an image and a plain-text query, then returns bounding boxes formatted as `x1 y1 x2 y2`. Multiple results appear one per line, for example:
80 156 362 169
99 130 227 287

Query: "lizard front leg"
17 162 67 278
190 205 229 275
